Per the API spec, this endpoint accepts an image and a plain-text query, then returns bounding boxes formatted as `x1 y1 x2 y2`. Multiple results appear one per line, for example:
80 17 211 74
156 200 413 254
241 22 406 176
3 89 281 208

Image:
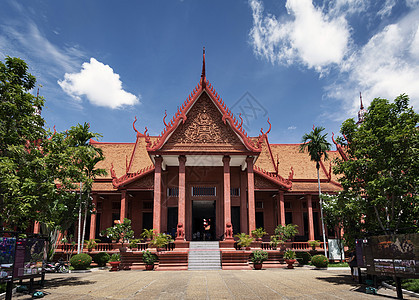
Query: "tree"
0 57 106 259
65 123 106 253
300 126 331 256
334 94 418 239
0 57 47 228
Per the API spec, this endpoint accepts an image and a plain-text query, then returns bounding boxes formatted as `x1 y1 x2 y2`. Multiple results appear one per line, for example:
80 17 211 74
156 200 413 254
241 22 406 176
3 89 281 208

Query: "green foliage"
270 234 284 247
140 228 155 240
251 250 268 263
400 279 419 293
93 252 110 267
308 240 321 248
142 250 158 265
327 262 348 267
311 254 329 268
333 94 419 242
274 224 299 241
300 126 331 169
109 253 120 262
0 56 106 240
251 227 267 239
295 251 311 265
85 239 99 250
234 233 254 248
149 233 173 248
283 250 296 260
103 218 134 247
128 238 141 249
70 253 92 270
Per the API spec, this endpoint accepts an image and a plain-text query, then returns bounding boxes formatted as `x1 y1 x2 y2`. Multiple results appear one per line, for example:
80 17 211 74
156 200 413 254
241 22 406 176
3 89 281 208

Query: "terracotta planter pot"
285 259 296 269
109 261 120 271
253 263 262 270
245 247 251 251
145 264 154 271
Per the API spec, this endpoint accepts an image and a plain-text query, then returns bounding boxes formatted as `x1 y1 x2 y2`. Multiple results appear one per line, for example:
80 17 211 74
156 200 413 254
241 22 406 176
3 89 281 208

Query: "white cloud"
288 126 297 130
249 0 350 72
325 8 419 117
58 58 140 109
406 0 419 8
378 0 396 18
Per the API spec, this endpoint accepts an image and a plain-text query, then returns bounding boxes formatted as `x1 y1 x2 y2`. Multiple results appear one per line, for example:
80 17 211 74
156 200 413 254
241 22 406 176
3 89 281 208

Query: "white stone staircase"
188 241 221 270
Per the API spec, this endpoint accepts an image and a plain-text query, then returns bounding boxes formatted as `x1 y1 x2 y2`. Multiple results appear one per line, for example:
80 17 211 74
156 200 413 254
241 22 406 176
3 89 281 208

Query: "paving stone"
12 267 418 299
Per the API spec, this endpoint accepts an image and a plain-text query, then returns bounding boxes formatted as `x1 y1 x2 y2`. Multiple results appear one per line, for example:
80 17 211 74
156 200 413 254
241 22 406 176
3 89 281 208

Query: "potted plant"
283 250 296 269
308 240 321 251
275 224 298 249
251 227 267 241
128 238 141 251
140 228 155 242
251 250 268 270
269 235 284 250
84 239 99 252
103 218 134 252
142 250 158 270
150 233 173 252
109 253 121 271
234 233 254 250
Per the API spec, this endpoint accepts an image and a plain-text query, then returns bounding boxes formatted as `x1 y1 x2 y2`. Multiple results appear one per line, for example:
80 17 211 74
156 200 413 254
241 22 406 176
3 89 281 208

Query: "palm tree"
300 126 331 257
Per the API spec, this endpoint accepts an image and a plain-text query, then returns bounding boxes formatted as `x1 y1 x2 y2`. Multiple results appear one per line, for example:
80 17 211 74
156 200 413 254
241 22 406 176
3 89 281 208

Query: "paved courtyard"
14 267 415 299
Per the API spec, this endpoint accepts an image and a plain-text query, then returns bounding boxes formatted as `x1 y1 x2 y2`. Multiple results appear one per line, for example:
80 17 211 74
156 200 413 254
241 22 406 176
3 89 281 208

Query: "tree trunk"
317 167 327 257
80 192 89 253
77 182 82 254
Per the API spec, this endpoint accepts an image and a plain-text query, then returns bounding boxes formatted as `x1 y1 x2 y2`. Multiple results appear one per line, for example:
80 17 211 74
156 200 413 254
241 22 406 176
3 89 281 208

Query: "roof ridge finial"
360 92 364 109
201 47 206 89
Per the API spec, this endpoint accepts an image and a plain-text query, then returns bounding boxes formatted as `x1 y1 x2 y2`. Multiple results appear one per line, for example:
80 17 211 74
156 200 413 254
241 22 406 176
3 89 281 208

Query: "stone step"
188 258 221 264
188 241 221 270
188 266 221 270
188 262 220 267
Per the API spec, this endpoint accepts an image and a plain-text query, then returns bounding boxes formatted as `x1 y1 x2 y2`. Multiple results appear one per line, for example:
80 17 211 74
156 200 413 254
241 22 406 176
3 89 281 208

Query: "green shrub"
296 251 311 265
311 254 329 268
70 253 92 270
251 250 268 263
142 250 158 265
93 252 110 267
109 253 120 262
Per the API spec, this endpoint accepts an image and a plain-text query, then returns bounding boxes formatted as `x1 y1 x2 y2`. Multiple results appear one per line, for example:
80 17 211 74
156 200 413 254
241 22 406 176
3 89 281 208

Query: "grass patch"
387 279 419 293
327 262 349 267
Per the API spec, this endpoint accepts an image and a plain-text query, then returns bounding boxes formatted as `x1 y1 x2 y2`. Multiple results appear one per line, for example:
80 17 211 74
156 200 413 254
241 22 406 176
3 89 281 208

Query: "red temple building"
86 51 347 245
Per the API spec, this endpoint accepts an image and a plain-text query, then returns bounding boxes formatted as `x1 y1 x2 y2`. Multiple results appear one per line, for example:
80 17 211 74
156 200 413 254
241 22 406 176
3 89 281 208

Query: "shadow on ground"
316 275 401 299
43 276 96 288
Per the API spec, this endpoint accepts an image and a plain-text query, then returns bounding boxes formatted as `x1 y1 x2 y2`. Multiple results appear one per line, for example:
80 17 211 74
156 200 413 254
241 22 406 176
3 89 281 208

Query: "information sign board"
0 237 16 281
364 233 418 278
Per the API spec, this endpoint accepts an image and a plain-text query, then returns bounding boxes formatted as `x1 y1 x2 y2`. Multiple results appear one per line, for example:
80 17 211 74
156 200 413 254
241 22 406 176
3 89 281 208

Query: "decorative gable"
122 172 154 190
161 92 247 152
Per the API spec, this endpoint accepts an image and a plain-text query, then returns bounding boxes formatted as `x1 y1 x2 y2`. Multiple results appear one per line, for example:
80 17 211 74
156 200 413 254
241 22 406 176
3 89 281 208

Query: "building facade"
87 52 345 243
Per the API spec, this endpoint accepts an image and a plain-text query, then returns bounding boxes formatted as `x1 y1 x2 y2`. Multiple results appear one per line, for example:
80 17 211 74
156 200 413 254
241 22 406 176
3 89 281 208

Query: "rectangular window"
285 202 291 209
167 187 179 197
112 202 121 210
312 201 318 209
256 201 264 209
230 188 240 197
192 186 216 197
285 212 293 225
302 201 307 209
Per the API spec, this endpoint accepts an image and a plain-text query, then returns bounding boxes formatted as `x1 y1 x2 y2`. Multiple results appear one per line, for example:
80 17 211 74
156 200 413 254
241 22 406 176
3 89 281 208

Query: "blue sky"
1 0 418 144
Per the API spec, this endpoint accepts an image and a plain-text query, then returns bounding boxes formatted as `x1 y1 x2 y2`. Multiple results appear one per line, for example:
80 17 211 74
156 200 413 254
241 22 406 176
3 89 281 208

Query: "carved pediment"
123 173 154 190
161 93 247 152
254 173 279 190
